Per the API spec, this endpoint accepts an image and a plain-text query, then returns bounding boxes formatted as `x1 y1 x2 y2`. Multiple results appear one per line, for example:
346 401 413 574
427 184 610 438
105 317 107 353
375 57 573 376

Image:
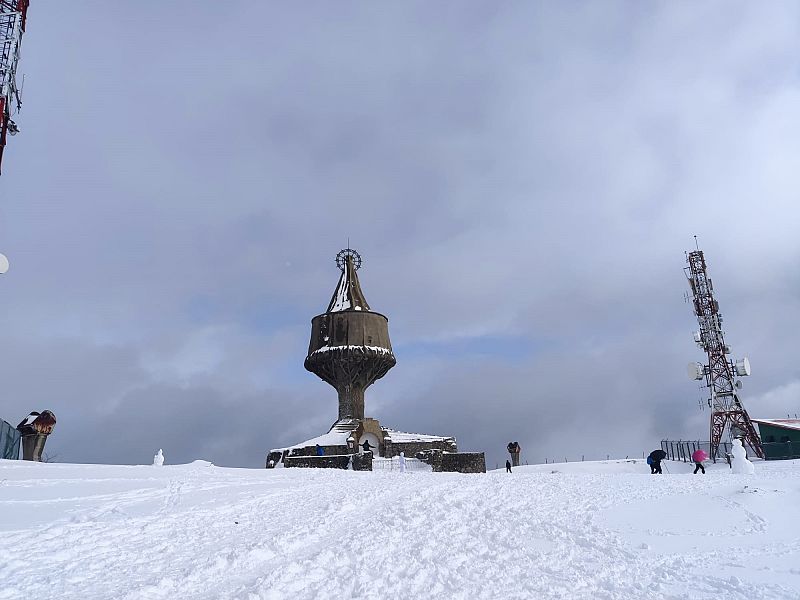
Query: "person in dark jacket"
361 439 374 453
506 459 512 473
648 449 666 474
315 444 324 456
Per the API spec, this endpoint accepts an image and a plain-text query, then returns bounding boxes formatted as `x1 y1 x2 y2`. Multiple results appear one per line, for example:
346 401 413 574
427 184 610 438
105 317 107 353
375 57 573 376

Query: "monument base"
266 418 484 473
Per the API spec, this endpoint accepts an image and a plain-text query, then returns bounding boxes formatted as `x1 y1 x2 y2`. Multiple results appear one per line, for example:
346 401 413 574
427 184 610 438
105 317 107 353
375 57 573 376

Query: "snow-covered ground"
1 458 799 599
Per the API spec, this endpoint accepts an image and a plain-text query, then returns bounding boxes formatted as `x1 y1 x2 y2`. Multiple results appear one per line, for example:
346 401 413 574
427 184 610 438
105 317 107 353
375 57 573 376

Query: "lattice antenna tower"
0 0 29 175
685 247 763 461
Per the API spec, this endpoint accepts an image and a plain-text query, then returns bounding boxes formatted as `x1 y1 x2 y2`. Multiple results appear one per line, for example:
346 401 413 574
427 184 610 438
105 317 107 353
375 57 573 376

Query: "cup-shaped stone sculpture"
304 250 396 421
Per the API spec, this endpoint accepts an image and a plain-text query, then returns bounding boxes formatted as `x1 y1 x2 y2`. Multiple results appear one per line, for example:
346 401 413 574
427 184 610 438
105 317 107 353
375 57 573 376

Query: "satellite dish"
735 380 743 389
687 362 704 381
0 253 8 274
735 357 751 377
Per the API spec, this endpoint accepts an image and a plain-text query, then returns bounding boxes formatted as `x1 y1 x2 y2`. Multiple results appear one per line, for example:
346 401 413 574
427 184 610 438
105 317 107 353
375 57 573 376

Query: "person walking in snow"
691 448 707 474
315 444 324 456
506 459 512 473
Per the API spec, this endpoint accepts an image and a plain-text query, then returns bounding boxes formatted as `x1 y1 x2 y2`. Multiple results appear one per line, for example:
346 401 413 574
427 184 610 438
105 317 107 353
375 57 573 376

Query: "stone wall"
351 451 373 471
273 445 482 473
415 450 486 473
280 451 374 471
388 439 457 458
287 445 350 457
266 445 351 468
414 449 443 471
283 454 351 469
441 452 486 473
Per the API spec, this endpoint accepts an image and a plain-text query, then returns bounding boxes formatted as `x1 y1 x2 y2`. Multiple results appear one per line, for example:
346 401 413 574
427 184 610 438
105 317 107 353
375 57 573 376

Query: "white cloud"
1 2 798 468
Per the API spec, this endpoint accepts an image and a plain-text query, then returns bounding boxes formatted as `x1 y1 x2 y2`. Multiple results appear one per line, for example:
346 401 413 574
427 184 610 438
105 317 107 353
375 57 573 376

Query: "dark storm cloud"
1 2 799 468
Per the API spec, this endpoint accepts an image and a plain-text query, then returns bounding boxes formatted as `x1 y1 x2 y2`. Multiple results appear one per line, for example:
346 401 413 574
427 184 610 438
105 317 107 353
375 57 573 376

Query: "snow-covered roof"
270 424 455 454
752 419 800 432
383 428 455 443
269 430 352 454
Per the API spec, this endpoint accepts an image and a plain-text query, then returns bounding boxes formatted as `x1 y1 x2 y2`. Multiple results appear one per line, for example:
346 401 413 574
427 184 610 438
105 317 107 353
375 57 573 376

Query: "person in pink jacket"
692 449 708 474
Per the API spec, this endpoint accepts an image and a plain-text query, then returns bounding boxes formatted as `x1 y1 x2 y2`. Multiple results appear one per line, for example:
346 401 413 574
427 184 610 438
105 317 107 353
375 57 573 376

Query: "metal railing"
1 418 20 460
372 457 431 472
660 439 734 463
661 438 800 462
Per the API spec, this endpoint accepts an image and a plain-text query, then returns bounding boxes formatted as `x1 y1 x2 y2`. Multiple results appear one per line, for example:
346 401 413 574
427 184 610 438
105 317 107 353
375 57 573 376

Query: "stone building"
266 250 485 473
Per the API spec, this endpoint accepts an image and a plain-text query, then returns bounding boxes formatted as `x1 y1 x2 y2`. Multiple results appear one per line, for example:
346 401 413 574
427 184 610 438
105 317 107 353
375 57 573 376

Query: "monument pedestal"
21 433 48 461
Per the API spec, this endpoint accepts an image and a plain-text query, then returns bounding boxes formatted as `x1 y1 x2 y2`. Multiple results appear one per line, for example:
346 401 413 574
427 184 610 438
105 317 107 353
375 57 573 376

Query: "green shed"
1 418 21 460
752 419 800 460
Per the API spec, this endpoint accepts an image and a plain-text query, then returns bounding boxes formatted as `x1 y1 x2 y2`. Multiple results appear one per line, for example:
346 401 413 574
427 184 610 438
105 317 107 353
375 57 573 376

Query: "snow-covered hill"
1 458 799 599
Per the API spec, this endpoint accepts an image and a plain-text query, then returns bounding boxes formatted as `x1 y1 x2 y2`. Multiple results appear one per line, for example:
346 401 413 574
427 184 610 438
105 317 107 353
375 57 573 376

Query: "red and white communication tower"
0 0 29 175
685 247 763 462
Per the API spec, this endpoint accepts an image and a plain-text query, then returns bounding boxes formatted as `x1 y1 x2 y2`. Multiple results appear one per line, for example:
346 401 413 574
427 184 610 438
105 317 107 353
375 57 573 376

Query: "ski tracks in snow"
1 461 799 599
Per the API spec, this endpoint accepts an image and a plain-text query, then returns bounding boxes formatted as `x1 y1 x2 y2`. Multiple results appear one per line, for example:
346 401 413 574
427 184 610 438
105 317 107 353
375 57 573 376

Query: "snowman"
153 449 165 466
730 438 754 474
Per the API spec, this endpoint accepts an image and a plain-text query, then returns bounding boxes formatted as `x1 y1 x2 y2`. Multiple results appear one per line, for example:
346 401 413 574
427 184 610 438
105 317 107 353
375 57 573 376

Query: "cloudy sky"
1 2 799 468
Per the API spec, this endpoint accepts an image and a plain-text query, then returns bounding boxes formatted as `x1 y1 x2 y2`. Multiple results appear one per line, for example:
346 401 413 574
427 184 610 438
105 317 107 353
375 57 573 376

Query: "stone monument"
267 249 485 473
304 248 396 422
17 410 56 461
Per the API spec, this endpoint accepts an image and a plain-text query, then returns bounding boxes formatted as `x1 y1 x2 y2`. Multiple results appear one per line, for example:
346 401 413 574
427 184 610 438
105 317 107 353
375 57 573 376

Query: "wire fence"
1 418 20 460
